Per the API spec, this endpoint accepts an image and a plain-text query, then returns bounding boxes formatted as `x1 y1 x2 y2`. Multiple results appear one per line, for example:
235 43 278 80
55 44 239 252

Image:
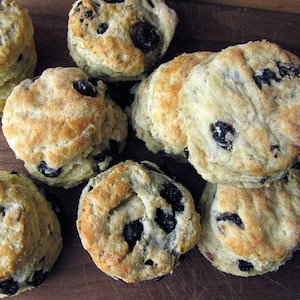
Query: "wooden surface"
1 1 300 299
199 0 300 14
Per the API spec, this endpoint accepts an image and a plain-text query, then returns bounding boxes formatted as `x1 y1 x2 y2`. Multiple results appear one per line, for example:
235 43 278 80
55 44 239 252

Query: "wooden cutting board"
0 1 300 299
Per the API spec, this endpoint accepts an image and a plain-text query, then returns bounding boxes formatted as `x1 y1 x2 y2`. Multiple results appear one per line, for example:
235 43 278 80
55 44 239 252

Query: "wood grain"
0 1 300 299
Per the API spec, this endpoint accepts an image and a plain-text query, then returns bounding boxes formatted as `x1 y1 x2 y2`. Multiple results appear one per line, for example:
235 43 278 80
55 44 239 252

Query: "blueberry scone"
198 168 300 276
67 0 178 82
0 0 37 115
2 67 128 188
130 52 212 157
77 160 201 283
179 40 300 187
0 171 62 297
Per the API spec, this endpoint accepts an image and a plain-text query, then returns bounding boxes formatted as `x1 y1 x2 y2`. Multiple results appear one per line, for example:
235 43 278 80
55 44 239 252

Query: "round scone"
77 160 201 283
67 0 178 82
0 0 37 114
130 52 212 157
179 40 300 187
198 168 300 276
0 171 62 297
2 67 128 188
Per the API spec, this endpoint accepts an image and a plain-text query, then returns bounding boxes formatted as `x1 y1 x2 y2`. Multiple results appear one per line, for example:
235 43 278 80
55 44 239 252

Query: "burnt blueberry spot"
88 185 94 192
147 0 155 8
145 259 154 266
17 54 23 62
131 21 160 53
73 80 98 97
292 162 300 169
253 68 279 89
238 260 254 272
103 0 125 2
97 23 108 34
211 121 235 151
84 10 94 19
0 278 19 296
216 213 244 229
155 208 176 234
27 270 48 287
160 182 184 212
38 161 62 178
123 220 143 251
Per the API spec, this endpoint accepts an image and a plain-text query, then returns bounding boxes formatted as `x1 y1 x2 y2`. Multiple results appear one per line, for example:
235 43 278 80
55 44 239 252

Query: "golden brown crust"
68 0 178 81
77 160 201 282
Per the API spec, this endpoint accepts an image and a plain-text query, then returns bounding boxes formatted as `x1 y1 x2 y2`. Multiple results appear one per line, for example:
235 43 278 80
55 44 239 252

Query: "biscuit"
130 52 212 157
77 160 201 282
0 171 62 297
198 168 300 276
2 67 128 188
0 0 37 115
179 40 300 187
67 0 178 81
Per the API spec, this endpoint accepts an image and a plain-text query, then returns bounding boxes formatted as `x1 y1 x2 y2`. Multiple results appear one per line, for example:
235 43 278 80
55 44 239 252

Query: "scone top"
67 0 178 81
2 67 107 169
0 0 34 76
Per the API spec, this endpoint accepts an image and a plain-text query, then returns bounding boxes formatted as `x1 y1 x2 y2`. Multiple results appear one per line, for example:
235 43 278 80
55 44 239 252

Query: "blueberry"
27 270 48 287
0 206 6 217
277 62 300 78
253 68 279 89
123 220 143 251
131 21 160 53
270 145 280 158
160 182 184 212
145 259 154 265
37 161 62 178
0 278 19 296
238 260 254 272
216 212 244 229
155 208 176 234
97 23 108 34
72 80 98 97
211 121 235 151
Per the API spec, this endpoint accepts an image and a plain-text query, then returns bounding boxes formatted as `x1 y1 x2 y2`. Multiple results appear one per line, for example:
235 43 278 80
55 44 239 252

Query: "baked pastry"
2 67 128 188
0 171 62 297
179 40 300 187
130 52 212 157
198 168 300 276
67 0 178 82
77 160 201 282
0 0 37 115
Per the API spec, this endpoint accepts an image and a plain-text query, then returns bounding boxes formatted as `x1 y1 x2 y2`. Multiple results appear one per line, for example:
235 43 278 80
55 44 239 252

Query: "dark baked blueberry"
74 1 82 14
37 161 62 178
0 278 19 296
0 206 6 217
216 212 244 229
253 68 279 89
270 145 280 158
259 176 268 185
84 10 94 19
292 162 300 169
145 259 154 266
103 0 125 2
17 54 23 62
160 182 184 212
123 219 143 251
211 121 235 151
238 260 254 272
183 147 189 159
27 270 48 287
72 80 98 97
10 171 20 176
277 62 300 78
131 21 160 53
146 0 155 8
155 208 176 234
97 23 108 34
